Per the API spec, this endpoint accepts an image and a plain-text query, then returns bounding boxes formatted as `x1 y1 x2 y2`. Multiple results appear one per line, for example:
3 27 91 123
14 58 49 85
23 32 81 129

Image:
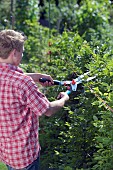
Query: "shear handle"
39 78 61 85
39 78 72 95
66 90 71 95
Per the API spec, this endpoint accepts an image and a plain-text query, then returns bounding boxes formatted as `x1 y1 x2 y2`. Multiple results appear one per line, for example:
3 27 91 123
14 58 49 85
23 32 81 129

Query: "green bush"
1 0 113 169
38 30 98 169
37 1 113 169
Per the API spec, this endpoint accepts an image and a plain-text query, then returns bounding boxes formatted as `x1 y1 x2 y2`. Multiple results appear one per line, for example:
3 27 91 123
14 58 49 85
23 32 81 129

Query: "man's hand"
44 91 69 117
38 74 54 86
57 92 69 101
26 73 54 86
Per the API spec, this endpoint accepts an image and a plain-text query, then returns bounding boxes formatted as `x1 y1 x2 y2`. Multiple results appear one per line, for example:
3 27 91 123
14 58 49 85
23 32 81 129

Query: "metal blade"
86 76 96 82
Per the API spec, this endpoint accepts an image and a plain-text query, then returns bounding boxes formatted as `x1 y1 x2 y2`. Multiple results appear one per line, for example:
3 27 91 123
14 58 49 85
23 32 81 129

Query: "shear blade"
87 76 96 82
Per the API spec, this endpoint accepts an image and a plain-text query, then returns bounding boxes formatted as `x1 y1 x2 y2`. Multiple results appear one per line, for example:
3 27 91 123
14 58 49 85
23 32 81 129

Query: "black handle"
39 78 61 85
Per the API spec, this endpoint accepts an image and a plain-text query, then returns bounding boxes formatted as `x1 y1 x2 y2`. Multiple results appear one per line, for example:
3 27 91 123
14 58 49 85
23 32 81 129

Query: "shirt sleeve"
20 76 50 116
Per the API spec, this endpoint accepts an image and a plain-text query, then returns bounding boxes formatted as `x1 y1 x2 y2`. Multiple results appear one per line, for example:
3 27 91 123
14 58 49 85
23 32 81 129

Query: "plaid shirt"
0 63 49 169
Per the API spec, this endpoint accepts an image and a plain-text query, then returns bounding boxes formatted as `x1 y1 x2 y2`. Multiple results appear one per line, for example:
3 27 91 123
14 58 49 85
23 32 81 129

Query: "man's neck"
0 57 13 65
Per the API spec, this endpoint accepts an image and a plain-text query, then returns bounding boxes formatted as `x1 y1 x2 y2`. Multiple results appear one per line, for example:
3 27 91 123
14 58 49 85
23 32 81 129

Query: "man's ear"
9 49 16 58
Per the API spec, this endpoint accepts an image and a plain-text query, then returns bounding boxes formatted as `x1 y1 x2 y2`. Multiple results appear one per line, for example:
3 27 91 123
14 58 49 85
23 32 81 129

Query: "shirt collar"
0 63 23 73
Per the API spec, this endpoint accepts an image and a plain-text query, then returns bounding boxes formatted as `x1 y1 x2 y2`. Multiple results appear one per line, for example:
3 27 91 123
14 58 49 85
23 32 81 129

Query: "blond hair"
0 29 27 59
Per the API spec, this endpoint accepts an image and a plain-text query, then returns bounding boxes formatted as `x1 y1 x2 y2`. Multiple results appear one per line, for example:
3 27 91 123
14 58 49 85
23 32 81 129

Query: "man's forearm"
44 97 67 117
25 73 53 85
25 73 41 82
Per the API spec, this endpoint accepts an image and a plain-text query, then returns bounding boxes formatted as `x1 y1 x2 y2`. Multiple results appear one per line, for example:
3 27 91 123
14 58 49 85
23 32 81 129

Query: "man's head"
0 29 27 66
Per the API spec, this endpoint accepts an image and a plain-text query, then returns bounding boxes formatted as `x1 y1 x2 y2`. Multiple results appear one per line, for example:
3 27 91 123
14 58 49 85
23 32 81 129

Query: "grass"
0 162 7 170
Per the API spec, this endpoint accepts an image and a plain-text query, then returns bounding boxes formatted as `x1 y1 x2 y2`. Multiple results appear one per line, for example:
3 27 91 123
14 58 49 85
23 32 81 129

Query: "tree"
0 0 11 29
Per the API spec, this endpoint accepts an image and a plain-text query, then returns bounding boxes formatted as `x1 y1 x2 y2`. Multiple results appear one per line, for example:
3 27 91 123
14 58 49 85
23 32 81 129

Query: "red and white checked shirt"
0 63 49 169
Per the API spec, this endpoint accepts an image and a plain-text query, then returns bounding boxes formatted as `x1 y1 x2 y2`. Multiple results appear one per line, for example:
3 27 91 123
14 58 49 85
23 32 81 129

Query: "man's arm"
44 92 69 117
26 73 69 116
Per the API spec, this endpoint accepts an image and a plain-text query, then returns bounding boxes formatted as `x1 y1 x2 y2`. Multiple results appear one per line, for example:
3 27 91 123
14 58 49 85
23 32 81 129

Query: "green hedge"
1 0 113 169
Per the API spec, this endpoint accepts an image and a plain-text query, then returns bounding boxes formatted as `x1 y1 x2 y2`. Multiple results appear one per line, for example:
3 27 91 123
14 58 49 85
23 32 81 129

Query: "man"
0 30 69 170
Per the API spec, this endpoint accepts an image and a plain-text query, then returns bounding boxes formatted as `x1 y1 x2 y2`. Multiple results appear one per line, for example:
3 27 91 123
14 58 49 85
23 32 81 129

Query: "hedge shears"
39 72 96 95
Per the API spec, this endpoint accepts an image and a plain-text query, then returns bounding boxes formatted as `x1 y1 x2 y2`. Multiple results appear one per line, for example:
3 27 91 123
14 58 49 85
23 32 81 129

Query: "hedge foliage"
1 0 113 169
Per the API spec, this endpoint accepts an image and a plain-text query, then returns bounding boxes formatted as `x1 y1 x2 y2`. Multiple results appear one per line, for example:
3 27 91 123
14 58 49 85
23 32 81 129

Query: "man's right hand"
44 92 69 117
57 92 69 101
